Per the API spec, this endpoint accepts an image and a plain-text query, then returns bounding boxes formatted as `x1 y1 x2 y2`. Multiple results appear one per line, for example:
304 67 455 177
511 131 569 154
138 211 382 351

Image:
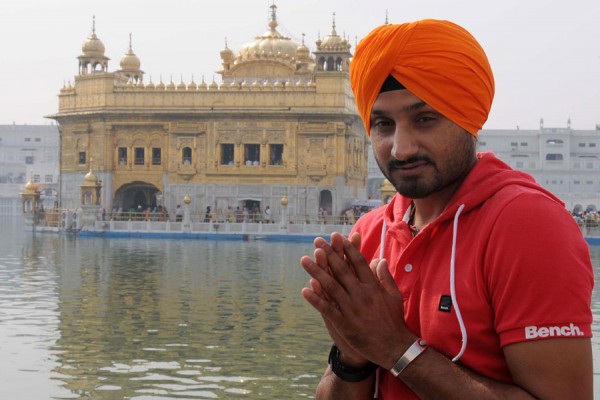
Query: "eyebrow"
371 100 428 116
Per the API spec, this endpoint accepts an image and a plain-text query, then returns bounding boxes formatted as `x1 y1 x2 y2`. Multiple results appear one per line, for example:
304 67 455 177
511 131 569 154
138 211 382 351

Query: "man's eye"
416 114 436 123
373 119 394 128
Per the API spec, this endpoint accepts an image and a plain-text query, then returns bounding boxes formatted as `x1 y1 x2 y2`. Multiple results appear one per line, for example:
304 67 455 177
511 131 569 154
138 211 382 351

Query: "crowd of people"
573 209 599 227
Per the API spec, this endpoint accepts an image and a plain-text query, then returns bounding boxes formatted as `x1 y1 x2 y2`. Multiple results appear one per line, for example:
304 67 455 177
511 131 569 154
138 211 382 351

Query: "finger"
313 236 329 250
309 277 322 295
349 231 361 249
341 237 375 284
375 259 402 299
300 255 349 307
369 258 380 276
314 248 329 271
315 238 359 288
301 286 343 318
330 232 345 260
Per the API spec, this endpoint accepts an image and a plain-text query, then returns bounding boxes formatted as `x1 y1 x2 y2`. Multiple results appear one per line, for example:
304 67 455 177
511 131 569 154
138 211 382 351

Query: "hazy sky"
2 0 599 130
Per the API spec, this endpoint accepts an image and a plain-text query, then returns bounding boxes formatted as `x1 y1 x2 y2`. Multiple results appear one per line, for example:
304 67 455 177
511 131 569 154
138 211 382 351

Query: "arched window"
182 147 192 165
326 57 335 71
318 57 326 71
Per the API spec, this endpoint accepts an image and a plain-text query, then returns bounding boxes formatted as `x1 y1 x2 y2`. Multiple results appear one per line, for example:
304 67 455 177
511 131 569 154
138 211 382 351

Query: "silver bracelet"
390 338 428 377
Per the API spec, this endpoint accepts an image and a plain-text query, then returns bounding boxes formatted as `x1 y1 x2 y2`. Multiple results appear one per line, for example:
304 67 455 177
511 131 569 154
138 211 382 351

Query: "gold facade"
49 5 367 220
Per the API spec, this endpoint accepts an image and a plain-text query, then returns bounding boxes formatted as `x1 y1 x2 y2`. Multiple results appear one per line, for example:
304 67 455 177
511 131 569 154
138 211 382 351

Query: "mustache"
388 156 432 169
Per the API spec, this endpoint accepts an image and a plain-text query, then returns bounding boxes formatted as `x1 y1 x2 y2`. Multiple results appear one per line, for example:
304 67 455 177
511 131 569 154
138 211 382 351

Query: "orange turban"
350 19 495 137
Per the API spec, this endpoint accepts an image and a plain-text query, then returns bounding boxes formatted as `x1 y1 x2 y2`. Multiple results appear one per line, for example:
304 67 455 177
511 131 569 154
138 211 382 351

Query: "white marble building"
0 124 60 215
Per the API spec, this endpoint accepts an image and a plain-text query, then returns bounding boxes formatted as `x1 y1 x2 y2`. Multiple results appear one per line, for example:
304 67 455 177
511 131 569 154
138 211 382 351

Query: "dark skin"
299 89 593 399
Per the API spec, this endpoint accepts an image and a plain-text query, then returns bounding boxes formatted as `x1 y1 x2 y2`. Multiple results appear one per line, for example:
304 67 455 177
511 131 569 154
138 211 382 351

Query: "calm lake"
0 218 599 399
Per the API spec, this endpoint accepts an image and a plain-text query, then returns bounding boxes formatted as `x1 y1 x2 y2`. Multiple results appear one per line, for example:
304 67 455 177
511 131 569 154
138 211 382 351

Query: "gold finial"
269 2 278 30
385 9 389 24
332 12 336 33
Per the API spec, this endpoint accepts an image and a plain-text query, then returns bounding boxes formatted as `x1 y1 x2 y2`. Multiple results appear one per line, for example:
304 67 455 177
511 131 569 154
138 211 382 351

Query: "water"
0 219 599 399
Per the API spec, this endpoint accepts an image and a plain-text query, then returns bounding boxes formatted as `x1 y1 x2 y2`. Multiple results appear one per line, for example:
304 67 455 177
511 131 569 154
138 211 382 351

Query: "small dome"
82 17 106 56
318 14 351 51
220 39 234 62
83 169 98 185
22 179 37 194
120 36 141 71
297 43 310 61
183 194 191 205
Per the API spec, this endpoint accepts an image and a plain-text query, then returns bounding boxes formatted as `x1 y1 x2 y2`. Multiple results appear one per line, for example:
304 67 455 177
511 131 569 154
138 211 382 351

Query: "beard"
375 132 477 199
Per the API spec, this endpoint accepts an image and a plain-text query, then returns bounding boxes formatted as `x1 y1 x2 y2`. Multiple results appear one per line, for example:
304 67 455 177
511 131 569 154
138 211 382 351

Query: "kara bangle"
390 338 428 377
328 344 378 382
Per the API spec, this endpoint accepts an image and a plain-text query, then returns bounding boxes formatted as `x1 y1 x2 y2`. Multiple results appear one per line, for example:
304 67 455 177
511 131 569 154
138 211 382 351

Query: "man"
300 20 593 399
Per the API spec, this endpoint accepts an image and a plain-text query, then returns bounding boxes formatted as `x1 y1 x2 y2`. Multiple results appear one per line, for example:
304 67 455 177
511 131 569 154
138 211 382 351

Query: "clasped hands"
300 232 416 371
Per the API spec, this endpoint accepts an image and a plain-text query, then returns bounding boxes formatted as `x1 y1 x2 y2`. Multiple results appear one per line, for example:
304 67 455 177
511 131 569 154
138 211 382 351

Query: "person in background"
264 205 272 223
300 19 593 399
175 204 183 222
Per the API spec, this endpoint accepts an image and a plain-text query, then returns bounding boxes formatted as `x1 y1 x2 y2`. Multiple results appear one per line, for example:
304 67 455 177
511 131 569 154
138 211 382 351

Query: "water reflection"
1 219 599 399
0 221 330 399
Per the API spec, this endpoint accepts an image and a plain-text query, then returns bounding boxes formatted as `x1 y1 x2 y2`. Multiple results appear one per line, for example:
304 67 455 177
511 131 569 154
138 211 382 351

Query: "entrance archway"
319 190 333 215
114 182 161 212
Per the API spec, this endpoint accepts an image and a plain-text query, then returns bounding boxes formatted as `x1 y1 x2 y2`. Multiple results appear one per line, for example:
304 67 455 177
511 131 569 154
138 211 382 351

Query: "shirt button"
404 264 413 272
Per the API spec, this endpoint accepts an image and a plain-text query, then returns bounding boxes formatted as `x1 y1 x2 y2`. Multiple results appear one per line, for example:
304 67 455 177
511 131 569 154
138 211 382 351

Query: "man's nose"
390 127 418 161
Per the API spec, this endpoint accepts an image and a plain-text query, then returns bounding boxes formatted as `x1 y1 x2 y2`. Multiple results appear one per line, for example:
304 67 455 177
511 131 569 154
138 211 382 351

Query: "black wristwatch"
328 344 378 382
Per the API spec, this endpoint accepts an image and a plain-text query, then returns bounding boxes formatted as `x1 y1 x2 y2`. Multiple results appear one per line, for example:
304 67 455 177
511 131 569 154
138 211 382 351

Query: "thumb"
375 259 401 298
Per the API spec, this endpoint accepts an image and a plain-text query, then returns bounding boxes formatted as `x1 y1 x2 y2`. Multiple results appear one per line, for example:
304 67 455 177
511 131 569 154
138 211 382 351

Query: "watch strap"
328 344 378 382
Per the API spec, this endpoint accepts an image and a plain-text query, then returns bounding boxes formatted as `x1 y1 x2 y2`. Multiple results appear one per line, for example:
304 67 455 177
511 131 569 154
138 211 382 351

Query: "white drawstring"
374 221 387 398
450 204 467 362
379 221 388 260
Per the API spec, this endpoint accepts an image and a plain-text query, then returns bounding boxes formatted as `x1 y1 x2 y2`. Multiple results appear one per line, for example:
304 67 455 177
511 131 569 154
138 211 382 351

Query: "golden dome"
82 17 106 56
83 168 99 185
297 43 310 61
319 16 351 51
237 4 301 63
120 35 141 71
22 178 37 194
220 38 234 62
